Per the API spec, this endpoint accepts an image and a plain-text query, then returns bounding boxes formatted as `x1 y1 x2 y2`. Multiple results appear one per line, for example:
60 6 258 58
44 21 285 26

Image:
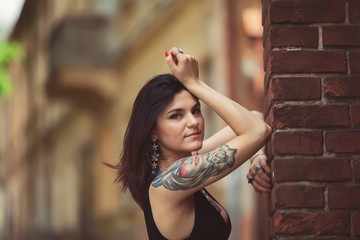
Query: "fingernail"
165 51 169 57
266 190 271 194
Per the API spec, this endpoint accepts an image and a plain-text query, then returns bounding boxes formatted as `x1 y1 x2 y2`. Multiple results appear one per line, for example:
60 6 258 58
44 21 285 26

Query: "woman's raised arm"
152 48 272 199
166 48 271 156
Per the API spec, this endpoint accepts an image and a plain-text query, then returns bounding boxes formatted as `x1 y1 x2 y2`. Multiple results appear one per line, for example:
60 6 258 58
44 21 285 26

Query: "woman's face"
153 89 204 159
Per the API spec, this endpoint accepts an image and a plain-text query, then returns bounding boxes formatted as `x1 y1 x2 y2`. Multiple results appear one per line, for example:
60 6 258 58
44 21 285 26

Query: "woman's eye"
192 109 201 114
170 114 181 119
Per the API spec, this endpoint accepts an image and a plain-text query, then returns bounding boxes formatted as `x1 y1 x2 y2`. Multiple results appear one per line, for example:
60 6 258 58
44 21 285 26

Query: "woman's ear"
151 128 157 139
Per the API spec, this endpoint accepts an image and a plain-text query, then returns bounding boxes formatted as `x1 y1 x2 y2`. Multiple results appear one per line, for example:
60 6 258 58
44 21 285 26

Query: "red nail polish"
266 190 271 194
165 51 169 57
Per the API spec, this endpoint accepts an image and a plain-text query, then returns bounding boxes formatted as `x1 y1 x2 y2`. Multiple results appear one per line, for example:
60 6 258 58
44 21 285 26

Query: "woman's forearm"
165 48 270 140
186 80 269 138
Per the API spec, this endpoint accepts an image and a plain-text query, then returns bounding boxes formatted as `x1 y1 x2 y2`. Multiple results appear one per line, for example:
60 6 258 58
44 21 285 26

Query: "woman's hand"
165 47 199 87
246 154 272 195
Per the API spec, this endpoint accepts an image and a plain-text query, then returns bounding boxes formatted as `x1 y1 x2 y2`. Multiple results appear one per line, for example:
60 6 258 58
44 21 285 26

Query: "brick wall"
262 0 360 238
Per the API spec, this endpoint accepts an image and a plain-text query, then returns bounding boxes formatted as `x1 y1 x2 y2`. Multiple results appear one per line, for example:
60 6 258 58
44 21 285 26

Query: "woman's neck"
158 151 191 171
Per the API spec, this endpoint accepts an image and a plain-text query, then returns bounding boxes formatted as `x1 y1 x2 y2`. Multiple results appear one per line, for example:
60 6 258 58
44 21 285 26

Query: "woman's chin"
189 142 203 152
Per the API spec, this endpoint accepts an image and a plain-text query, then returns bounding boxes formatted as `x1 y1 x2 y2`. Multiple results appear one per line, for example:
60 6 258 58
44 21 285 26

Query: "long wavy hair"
114 74 189 208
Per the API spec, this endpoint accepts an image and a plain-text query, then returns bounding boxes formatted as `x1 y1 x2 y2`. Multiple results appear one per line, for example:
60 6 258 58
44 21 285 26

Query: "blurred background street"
0 0 268 239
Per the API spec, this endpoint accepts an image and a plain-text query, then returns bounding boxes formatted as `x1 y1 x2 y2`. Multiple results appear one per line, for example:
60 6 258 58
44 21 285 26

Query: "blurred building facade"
1 0 265 239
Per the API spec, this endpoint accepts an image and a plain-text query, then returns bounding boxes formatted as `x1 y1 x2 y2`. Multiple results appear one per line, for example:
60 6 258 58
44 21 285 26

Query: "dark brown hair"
113 74 188 208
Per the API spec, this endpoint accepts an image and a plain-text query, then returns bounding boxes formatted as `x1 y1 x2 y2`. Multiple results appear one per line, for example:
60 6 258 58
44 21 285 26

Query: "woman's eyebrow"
167 102 200 114
167 108 184 114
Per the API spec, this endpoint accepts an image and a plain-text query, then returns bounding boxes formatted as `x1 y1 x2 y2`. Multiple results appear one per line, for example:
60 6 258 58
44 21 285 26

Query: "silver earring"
151 137 159 175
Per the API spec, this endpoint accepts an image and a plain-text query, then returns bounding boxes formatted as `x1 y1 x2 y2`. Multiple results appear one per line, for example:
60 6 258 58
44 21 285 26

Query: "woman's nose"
187 113 199 127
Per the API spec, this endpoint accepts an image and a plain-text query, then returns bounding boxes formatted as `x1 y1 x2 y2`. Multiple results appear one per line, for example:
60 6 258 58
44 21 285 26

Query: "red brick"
272 185 324 210
263 36 271 70
262 0 270 26
324 76 360 98
270 0 345 24
270 51 347 74
355 212 360 236
269 26 318 47
349 0 360 23
273 131 323 155
273 212 350 235
354 159 360 182
271 105 350 128
272 158 352 182
328 185 360 210
353 105 360 126
325 131 360 153
264 56 271 83
323 25 360 47
349 50 360 73
264 91 271 114
268 77 321 102
265 135 273 159
263 10 270 48
268 77 321 101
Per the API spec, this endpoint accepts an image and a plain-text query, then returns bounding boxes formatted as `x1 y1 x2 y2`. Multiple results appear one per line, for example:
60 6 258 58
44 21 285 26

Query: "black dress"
142 176 232 240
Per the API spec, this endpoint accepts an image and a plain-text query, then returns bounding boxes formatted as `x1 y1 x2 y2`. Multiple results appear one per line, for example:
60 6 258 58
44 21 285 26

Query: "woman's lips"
187 132 201 138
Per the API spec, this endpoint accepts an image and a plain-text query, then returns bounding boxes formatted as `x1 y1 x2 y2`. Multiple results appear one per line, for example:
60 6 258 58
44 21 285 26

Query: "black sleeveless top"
142 176 231 240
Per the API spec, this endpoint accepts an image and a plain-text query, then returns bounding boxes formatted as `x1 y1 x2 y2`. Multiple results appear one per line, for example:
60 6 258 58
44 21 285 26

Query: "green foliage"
0 41 22 97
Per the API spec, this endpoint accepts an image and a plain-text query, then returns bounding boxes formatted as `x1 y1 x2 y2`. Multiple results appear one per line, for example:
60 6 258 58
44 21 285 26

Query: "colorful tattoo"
152 145 237 190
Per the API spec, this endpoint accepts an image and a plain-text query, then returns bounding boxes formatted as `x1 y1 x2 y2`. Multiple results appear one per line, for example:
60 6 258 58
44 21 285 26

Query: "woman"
114 47 272 239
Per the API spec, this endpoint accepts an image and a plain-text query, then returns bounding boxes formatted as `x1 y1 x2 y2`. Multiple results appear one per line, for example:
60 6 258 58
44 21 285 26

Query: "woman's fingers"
165 47 182 71
251 164 271 183
166 47 186 66
165 47 199 86
169 46 179 56
247 155 273 194
255 166 271 183
254 172 272 189
165 53 177 70
246 171 271 194
259 157 271 175
252 155 270 174
252 180 271 194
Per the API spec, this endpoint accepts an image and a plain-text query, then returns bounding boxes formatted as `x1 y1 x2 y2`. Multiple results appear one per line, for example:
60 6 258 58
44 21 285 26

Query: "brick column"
262 0 360 238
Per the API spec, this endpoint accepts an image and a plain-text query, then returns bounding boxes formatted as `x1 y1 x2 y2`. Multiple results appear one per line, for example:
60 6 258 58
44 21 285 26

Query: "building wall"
263 0 360 238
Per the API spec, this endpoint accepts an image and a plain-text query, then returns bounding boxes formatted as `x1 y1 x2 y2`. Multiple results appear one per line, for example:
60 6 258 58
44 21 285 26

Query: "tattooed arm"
150 146 236 240
164 48 272 196
153 145 236 191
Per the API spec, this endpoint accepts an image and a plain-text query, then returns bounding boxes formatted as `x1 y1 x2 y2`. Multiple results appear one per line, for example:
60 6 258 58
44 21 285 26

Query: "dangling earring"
151 137 159 175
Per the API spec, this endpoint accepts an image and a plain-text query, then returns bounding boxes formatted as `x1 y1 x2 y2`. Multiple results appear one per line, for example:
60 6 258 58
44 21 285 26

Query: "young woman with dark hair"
114 47 272 239
115 73 190 206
